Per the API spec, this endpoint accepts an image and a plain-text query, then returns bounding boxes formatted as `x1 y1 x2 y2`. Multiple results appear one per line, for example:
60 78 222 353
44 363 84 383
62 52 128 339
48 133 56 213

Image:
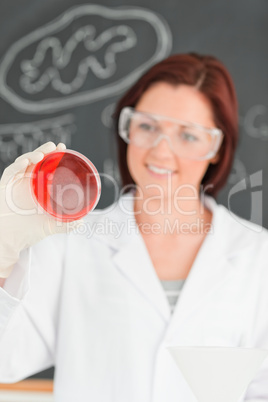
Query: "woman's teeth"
147 164 175 174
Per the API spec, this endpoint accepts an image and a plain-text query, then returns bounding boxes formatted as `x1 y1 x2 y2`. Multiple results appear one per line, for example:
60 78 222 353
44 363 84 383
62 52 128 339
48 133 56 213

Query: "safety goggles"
118 107 223 160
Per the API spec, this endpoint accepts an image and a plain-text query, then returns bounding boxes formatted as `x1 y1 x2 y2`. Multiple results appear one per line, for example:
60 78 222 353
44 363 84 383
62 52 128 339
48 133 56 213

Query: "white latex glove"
0 142 82 278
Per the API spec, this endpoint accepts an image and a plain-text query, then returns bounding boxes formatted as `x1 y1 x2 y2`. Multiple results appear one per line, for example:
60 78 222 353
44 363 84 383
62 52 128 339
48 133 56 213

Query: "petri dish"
31 149 101 221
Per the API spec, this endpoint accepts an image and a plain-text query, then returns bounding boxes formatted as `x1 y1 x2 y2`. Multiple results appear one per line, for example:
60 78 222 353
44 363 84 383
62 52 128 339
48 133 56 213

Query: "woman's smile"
146 163 178 177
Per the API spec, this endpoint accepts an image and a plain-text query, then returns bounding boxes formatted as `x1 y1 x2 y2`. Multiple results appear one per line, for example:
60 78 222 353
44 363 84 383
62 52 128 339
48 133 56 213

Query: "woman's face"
126 82 219 201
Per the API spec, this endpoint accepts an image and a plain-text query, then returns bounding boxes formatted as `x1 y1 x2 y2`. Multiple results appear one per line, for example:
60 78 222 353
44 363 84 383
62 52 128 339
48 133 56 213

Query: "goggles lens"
119 107 223 160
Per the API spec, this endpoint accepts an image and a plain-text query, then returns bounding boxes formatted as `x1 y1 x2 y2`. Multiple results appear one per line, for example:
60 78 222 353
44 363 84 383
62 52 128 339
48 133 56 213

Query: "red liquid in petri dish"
31 150 101 221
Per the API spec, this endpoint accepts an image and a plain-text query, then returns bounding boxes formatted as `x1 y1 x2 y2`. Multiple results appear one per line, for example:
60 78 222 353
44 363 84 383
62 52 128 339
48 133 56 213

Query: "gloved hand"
0 142 82 278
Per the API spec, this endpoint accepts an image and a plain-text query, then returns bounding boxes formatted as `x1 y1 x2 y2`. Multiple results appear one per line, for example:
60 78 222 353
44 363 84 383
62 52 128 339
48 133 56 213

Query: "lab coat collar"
91 192 235 323
87 192 137 250
93 192 171 321
92 192 220 248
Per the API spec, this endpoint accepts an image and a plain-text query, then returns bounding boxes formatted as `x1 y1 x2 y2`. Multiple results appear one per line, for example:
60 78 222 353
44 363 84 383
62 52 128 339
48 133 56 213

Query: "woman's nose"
151 134 175 156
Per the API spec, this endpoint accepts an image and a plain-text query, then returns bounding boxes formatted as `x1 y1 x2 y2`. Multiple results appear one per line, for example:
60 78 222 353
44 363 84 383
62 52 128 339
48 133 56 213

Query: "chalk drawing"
20 25 137 94
0 5 172 114
0 114 75 168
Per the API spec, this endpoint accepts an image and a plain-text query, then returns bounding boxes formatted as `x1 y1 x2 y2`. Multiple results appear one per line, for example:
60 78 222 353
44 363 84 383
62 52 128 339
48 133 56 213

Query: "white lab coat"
0 193 268 402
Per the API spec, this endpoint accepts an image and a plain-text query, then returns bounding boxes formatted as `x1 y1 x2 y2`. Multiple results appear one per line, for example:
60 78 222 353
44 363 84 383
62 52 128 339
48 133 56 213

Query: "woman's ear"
210 153 220 164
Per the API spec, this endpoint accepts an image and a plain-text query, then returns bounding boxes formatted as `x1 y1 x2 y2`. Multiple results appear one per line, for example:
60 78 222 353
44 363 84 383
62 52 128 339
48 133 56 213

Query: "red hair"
113 53 238 198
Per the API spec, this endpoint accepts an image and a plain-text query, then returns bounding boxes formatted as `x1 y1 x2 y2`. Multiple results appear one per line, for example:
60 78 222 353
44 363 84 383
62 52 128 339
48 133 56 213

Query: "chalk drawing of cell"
0 5 172 114
0 114 75 168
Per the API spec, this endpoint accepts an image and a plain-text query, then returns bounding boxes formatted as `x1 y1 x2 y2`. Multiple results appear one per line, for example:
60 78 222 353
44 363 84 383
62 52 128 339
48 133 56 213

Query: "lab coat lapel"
94 193 170 322
169 238 234 329
112 234 171 322
166 196 236 335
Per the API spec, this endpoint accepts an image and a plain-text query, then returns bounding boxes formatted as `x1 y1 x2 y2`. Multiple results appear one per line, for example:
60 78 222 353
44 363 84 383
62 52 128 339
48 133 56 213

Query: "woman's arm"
0 141 74 279
0 234 65 383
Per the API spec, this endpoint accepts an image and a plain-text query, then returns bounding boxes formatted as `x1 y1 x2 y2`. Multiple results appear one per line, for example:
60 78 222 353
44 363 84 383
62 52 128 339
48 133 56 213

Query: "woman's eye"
138 122 156 132
181 131 199 142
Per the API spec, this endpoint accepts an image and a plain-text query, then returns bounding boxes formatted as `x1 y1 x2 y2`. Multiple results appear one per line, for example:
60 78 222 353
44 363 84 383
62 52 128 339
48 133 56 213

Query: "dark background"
0 0 267 379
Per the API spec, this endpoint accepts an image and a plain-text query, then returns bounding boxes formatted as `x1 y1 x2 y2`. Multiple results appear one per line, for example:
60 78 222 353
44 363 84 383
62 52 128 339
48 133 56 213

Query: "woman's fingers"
13 141 61 169
15 142 66 164
15 151 44 164
1 158 30 187
15 141 58 164
56 142 66 151
33 141 57 154
1 142 67 187
35 141 66 152
34 141 67 153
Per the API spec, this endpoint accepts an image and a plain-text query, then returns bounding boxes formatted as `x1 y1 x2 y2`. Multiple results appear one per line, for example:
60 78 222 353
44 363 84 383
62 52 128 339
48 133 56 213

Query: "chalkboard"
0 0 268 379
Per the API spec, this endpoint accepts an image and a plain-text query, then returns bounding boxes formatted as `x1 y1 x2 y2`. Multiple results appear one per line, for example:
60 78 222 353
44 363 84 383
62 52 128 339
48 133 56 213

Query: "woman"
0 53 268 401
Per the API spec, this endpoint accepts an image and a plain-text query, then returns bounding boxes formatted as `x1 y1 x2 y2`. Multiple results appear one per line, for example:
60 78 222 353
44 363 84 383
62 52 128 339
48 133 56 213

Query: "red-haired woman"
0 53 268 401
